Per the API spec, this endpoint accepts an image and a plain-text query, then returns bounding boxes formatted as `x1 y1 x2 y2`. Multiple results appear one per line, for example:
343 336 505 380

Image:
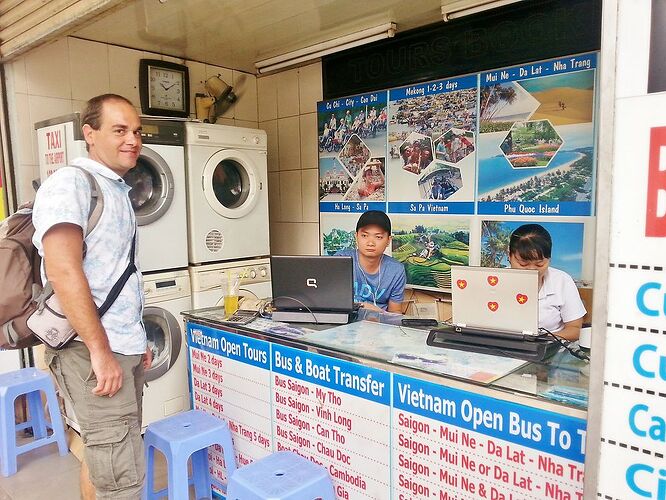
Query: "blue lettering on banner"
626 463 666 499
317 91 388 113
636 282 664 317
272 344 390 405
390 74 478 101
481 52 598 84
392 374 586 463
319 201 385 213
477 201 591 216
632 344 666 380
186 324 270 370
388 201 474 215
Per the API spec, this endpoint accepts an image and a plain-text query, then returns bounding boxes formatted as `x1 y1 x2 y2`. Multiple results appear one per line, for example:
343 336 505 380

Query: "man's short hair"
81 94 135 150
356 210 391 234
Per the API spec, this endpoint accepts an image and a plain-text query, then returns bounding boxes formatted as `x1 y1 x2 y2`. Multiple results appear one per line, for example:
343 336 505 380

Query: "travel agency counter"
182 308 589 500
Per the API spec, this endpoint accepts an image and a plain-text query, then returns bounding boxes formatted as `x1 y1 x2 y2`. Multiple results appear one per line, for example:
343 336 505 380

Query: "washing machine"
62 270 192 432
35 114 189 273
141 269 192 429
189 257 271 309
184 123 269 264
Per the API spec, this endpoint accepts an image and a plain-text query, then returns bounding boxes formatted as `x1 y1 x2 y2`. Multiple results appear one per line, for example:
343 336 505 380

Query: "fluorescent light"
255 22 396 74
442 0 523 22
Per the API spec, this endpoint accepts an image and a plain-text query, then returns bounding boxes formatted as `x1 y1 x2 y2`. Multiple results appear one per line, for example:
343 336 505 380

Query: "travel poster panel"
477 52 598 216
392 374 586 499
391 214 471 291
187 324 272 489
480 220 585 280
387 75 478 216
320 213 358 256
318 92 388 214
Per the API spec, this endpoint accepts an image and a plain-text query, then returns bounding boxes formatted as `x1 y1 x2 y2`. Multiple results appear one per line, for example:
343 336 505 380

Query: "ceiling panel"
71 0 447 72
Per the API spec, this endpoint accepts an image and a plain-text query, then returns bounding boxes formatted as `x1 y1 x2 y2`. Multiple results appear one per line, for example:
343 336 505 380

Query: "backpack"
0 168 103 350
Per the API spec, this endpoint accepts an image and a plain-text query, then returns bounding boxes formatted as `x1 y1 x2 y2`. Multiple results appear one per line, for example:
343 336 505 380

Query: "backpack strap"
73 167 104 237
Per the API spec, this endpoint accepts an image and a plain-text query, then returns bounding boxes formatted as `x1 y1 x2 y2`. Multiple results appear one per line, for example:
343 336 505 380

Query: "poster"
387 75 477 215
318 92 388 214
391 214 470 290
317 51 599 292
480 220 585 280
320 213 358 255
477 53 598 216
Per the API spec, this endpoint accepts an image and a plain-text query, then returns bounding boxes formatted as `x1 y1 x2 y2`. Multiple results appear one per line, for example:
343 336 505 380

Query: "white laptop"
451 266 540 338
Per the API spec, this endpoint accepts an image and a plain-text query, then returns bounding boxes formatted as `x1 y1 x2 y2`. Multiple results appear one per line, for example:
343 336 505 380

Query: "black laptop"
270 255 355 324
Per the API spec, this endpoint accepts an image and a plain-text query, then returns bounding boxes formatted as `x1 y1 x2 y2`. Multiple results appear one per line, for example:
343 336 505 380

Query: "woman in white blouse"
508 224 586 341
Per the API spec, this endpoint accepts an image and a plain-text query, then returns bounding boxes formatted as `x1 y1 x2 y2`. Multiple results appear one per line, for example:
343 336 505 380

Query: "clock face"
148 66 185 111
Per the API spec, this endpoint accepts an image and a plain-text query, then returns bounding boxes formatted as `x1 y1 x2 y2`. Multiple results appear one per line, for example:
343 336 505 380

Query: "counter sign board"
187 323 587 499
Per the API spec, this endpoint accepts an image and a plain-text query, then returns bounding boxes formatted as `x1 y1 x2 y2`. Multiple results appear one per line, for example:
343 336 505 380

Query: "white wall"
257 63 323 256
3 36 258 205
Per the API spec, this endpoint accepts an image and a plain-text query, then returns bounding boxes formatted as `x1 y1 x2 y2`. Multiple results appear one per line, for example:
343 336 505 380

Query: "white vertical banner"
595 2 666 497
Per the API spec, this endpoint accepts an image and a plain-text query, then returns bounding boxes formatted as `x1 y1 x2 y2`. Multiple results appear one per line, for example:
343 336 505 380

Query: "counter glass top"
182 307 590 410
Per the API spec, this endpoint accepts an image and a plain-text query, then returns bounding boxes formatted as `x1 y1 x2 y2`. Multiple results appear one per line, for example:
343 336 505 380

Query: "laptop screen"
270 255 354 313
451 266 539 336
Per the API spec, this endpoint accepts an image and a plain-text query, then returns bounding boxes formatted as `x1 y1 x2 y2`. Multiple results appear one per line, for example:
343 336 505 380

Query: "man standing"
32 94 150 499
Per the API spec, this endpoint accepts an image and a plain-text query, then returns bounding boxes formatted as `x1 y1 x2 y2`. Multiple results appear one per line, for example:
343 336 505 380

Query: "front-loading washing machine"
184 123 269 264
61 269 192 432
189 257 271 309
141 269 192 428
35 114 189 273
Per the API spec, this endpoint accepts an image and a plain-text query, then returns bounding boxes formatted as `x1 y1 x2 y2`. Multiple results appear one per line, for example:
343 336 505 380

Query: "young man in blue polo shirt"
336 211 406 312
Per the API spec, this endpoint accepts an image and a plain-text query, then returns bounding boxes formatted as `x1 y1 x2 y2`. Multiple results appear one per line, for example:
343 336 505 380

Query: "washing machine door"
202 149 260 219
124 146 175 225
143 306 182 382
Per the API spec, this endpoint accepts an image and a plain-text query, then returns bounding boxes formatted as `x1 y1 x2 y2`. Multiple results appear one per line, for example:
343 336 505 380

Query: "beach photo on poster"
478 123 594 203
391 215 470 290
319 157 352 201
320 213 358 255
344 157 385 201
480 220 584 280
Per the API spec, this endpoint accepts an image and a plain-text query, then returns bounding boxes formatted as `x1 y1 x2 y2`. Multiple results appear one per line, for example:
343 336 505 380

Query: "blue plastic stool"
0 367 68 476
226 451 335 500
143 409 236 500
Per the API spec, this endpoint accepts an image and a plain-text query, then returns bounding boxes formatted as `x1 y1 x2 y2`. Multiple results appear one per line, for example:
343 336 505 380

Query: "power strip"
413 302 438 319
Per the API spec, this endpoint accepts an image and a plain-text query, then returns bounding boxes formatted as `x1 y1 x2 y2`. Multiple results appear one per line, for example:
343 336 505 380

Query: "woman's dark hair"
509 224 552 261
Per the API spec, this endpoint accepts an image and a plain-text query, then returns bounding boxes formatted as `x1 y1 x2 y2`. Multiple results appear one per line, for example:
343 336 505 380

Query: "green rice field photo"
391 216 470 289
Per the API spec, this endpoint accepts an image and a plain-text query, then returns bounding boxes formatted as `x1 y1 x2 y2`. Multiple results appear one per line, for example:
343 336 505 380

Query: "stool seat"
143 409 236 500
226 451 335 500
0 367 68 476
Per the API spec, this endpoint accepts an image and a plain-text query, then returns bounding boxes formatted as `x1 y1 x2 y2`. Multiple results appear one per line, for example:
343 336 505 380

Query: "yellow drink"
224 295 239 316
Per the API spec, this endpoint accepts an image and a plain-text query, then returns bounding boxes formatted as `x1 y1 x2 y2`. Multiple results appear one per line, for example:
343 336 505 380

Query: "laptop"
427 266 559 361
451 266 540 339
270 255 355 324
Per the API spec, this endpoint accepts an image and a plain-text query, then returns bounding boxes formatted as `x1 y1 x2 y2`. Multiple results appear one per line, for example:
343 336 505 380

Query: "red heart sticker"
456 279 467 289
516 294 528 304
487 275 499 286
487 301 499 312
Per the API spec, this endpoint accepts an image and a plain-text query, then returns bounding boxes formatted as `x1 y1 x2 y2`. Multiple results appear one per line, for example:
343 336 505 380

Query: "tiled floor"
0 433 198 500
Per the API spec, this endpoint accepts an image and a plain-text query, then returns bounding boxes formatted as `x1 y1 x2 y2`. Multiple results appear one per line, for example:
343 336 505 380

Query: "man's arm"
386 301 403 313
42 223 123 397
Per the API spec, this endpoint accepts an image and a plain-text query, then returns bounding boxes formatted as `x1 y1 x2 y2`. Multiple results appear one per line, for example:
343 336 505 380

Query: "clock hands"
160 81 178 91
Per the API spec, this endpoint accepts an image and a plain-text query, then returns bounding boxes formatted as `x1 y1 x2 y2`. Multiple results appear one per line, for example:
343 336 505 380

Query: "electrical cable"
269 295 321 324
538 327 590 361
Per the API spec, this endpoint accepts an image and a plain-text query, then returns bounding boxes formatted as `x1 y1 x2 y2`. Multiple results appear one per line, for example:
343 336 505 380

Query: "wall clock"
139 59 190 117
